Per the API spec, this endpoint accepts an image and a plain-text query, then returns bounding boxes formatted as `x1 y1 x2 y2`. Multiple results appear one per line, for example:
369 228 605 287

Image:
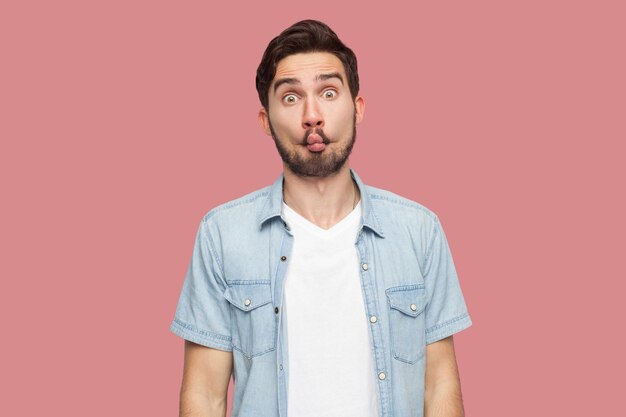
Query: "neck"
282 163 359 230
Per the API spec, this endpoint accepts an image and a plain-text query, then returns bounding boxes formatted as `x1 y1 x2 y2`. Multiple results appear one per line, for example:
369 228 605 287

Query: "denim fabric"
170 169 472 417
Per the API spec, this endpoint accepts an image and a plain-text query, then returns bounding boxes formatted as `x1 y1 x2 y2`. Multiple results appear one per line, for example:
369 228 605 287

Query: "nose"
302 97 324 129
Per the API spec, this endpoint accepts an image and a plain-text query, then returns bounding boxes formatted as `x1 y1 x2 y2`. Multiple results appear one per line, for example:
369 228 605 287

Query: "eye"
323 89 337 99
283 94 298 104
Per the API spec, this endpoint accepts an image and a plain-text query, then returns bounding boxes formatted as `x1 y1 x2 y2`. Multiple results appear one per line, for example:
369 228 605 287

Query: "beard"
269 114 357 178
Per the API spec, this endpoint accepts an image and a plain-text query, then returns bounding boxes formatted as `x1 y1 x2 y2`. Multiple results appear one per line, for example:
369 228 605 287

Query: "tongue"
306 133 325 152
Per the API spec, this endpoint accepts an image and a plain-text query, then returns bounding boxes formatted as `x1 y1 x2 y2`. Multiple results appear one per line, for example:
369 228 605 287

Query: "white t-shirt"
282 201 380 417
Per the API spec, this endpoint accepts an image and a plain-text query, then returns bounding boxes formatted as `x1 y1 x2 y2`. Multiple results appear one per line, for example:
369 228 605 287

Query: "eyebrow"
317 72 344 85
272 72 345 94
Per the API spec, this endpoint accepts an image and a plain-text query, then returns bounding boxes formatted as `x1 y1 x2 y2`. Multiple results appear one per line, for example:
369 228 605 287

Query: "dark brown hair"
255 20 360 110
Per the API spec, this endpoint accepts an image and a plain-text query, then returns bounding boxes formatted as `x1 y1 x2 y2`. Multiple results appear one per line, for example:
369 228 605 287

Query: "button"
244 299 251 307
378 372 386 380
280 256 287 261
362 263 369 271
410 304 417 311
370 315 378 323
279 364 283 371
274 307 279 314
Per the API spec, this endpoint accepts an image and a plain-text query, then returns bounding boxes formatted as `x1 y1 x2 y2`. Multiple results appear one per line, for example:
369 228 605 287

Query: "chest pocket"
224 281 276 359
386 284 427 364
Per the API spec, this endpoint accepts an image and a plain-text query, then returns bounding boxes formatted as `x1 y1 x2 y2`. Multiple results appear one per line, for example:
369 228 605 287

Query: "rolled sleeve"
423 217 472 344
170 219 233 351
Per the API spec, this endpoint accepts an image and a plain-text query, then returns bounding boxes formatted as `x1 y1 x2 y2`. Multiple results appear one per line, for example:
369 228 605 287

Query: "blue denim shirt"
171 170 472 417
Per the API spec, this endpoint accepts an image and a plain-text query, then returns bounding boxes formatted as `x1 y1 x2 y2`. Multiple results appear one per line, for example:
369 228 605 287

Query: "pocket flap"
224 282 273 312
386 285 426 317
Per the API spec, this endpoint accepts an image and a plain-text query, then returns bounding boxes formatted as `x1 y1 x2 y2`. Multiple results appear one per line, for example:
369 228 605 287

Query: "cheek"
269 110 302 137
329 104 356 129
268 109 290 129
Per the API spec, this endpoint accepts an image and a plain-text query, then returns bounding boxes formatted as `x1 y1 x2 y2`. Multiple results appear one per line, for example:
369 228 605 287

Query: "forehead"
272 52 346 83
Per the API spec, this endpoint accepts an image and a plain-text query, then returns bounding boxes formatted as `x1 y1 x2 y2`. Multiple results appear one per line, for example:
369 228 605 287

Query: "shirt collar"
258 169 385 238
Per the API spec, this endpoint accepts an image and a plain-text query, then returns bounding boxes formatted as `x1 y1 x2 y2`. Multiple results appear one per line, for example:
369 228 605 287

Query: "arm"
424 336 465 417
179 340 233 417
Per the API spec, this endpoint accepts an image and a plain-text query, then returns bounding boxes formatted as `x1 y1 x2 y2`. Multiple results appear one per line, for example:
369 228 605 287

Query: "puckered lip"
306 132 324 145
306 142 326 152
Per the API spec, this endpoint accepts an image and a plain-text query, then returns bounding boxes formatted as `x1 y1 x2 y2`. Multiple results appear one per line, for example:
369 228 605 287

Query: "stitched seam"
423 219 440 275
385 284 425 293
425 313 470 334
232 345 276 360
202 220 226 279
172 318 232 342
227 280 271 285
393 351 423 365
367 192 438 221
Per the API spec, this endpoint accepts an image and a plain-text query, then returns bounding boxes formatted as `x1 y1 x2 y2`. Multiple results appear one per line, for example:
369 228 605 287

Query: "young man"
171 20 472 417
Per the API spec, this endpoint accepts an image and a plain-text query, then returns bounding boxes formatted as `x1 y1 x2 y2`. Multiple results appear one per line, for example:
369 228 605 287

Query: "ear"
354 96 365 124
258 107 272 136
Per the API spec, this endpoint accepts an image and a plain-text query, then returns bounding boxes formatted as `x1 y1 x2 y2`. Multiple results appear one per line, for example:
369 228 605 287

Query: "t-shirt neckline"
282 200 362 238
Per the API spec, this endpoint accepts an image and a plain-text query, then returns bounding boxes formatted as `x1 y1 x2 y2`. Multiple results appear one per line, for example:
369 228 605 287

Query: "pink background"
1 0 624 415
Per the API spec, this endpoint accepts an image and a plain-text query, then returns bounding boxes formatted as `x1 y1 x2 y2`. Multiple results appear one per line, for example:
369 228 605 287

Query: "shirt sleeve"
423 217 472 344
169 219 233 351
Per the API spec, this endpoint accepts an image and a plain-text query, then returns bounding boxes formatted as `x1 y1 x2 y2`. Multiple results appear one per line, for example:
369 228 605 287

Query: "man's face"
259 52 365 177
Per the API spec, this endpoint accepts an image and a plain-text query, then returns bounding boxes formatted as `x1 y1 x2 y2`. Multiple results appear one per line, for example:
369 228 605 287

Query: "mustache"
300 128 331 146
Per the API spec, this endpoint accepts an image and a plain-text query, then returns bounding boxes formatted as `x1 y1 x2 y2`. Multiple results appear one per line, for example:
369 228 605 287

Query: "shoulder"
200 185 271 228
364 184 441 229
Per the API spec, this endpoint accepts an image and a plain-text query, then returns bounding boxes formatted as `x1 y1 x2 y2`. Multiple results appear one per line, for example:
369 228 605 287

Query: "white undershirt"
282 201 380 417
